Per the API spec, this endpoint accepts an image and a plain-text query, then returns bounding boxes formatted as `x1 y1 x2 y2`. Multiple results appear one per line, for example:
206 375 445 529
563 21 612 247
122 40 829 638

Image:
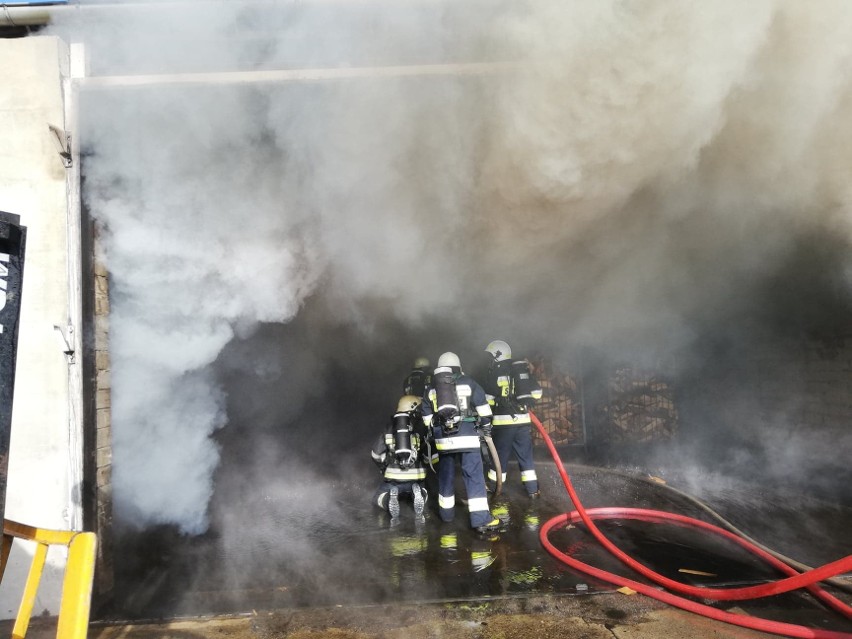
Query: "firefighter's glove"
478 421 493 438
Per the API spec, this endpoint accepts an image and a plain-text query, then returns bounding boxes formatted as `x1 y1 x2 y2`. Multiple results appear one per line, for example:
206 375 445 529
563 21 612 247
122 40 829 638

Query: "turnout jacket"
484 359 543 426
422 371 492 453
371 423 428 483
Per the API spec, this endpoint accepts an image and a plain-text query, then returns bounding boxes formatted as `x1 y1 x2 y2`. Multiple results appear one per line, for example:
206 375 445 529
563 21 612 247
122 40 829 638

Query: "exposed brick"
94 293 110 316
96 423 111 449
96 388 111 409
96 464 111 488
96 446 112 468
97 368 111 390
95 349 110 371
93 259 109 278
94 273 109 295
94 313 110 336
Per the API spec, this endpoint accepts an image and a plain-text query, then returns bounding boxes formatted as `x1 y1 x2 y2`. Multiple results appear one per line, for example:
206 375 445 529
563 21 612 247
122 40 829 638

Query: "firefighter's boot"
389 485 400 526
413 484 426 523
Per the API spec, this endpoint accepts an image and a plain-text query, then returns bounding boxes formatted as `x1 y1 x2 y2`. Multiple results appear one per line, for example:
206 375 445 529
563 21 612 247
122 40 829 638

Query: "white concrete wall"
0 36 82 619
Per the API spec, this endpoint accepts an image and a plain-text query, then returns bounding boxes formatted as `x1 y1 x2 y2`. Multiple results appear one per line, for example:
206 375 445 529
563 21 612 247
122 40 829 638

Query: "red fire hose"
530 412 852 639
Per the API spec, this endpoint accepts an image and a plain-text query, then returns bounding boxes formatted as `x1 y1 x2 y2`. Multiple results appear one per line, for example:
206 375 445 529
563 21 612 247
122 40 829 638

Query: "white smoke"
82 85 325 532
50 0 852 533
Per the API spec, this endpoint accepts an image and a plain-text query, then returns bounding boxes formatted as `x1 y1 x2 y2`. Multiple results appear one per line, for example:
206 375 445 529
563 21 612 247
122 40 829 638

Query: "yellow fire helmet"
397 395 422 413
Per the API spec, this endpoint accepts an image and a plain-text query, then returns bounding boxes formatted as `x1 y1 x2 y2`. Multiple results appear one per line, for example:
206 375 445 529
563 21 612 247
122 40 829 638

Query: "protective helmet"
485 340 512 362
413 356 430 369
437 351 461 369
397 395 422 413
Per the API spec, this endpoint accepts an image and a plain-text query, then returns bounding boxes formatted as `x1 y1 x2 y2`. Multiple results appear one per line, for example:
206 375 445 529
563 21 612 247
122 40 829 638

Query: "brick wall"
92 232 114 597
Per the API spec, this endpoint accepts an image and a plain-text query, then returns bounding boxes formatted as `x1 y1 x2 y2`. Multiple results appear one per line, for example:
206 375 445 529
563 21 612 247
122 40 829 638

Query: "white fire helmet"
413 356 430 369
485 340 512 362
437 352 461 370
397 395 422 413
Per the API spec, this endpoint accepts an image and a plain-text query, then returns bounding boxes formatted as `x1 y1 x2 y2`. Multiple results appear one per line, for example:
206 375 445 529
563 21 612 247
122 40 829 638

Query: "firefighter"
372 395 430 525
421 352 505 534
403 356 432 398
483 340 543 498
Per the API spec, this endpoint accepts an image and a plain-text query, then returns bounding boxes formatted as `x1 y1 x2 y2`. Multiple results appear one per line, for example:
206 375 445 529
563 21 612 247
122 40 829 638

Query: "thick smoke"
50 0 852 535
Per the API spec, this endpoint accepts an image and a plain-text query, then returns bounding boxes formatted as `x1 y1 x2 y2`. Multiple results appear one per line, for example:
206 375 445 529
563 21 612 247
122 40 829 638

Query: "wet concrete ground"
11 593 813 639
100 458 852 637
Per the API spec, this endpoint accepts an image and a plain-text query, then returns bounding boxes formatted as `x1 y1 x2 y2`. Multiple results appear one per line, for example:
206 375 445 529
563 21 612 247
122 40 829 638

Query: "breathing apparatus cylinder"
393 411 415 468
511 360 536 409
433 367 461 432
404 369 428 398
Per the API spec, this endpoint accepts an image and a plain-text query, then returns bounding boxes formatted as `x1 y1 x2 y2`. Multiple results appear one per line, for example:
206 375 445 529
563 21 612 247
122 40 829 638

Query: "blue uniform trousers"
490 424 538 495
437 450 492 528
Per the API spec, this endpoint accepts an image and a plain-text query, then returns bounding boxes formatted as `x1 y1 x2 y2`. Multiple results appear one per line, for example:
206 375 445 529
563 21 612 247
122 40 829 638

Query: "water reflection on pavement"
108 460 852 634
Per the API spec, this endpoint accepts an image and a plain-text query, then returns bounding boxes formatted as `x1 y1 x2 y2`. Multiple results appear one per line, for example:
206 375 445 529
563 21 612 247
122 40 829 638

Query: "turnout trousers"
436 449 492 528
488 424 539 495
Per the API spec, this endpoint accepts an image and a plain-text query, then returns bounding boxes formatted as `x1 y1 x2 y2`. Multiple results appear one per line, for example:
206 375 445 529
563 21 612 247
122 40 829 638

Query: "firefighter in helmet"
371 395 430 525
483 340 543 498
403 356 432 398
421 352 505 534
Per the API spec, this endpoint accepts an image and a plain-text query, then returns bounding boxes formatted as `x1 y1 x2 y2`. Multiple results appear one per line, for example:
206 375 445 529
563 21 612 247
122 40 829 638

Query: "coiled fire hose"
530 412 852 639
568 461 852 595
